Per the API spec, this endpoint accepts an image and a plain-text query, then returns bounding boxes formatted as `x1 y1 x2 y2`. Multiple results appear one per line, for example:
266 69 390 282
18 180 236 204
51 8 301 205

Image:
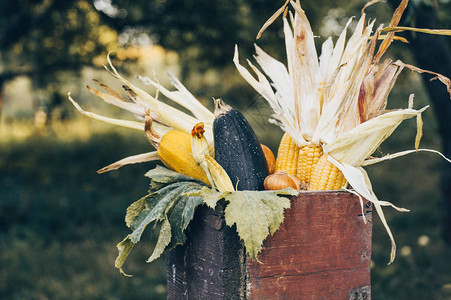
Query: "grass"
0 118 450 299
0 125 166 300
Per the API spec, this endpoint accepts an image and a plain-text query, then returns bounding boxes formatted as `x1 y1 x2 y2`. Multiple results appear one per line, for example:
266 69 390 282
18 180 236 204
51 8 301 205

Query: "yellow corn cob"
296 145 323 185
274 132 299 176
308 154 347 191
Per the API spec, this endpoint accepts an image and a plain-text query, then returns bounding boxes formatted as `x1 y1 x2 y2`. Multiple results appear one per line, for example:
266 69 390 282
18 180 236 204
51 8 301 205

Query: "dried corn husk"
235 0 451 264
97 151 159 174
325 104 427 166
204 155 235 193
69 52 218 173
191 123 215 188
69 53 215 141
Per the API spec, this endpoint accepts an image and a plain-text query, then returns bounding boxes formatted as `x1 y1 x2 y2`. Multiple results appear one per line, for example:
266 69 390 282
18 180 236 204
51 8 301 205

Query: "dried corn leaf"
97 151 159 174
373 0 409 64
376 35 409 43
380 26 451 36
289 0 321 139
361 149 451 166
104 54 204 136
138 73 215 126
256 0 290 39
327 156 403 264
87 84 146 117
396 61 451 97
233 45 306 147
254 45 295 120
361 0 385 16
325 106 427 166
68 93 145 131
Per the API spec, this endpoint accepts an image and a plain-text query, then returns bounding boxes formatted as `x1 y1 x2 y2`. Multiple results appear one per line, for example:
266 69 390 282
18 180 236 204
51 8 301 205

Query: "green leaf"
165 199 188 250
180 194 204 231
130 182 196 243
116 166 206 274
125 195 148 228
145 165 205 191
166 187 205 251
117 165 297 274
187 186 229 209
147 218 172 263
223 188 297 260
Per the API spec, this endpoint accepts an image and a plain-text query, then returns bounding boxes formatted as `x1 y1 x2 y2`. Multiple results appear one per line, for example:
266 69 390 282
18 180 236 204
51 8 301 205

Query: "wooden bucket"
166 191 372 299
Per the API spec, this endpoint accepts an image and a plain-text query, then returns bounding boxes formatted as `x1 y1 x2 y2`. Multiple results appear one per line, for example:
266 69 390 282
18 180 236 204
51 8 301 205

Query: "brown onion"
264 172 301 190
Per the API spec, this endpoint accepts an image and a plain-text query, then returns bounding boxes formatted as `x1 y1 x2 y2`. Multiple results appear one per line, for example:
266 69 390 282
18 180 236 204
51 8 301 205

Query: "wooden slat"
166 200 246 299
246 191 372 299
166 191 372 299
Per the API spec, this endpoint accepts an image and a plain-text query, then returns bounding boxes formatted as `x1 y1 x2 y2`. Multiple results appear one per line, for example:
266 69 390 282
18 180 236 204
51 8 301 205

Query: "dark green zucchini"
213 99 269 191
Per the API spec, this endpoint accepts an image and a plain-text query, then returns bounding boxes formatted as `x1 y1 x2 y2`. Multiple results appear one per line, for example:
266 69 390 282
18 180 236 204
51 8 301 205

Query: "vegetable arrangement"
69 0 451 274
69 55 297 275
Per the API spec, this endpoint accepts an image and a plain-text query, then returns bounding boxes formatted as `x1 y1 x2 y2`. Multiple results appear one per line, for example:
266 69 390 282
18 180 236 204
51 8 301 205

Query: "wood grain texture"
166 191 372 299
166 200 246 299
246 191 372 299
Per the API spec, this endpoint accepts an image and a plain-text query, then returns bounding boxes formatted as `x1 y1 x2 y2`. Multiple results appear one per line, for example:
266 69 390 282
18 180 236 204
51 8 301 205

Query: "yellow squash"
157 130 211 185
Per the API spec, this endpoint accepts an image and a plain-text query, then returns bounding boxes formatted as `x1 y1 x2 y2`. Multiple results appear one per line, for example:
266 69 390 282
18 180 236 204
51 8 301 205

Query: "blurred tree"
97 0 283 72
387 0 451 243
93 0 367 111
99 0 367 69
0 0 366 117
0 0 119 118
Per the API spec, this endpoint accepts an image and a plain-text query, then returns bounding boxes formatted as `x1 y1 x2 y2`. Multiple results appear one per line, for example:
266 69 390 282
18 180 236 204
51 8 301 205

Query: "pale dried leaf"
376 35 409 43
361 0 385 16
325 106 427 166
361 148 451 166
233 45 306 146
373 0 409 64
254 45 294 118
328 156 397 264
97 151 159 174
68 93 144 131
362 61 403 121
256 0 291 39
87 85 146 117
415 113 423 150
381 26 451 36
290 0 321 138
93 79 124 100
396 61 451 98
104 53 202 134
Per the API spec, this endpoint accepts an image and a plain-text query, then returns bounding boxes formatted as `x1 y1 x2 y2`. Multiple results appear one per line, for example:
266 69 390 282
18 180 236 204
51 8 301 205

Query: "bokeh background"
1 0 450 299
